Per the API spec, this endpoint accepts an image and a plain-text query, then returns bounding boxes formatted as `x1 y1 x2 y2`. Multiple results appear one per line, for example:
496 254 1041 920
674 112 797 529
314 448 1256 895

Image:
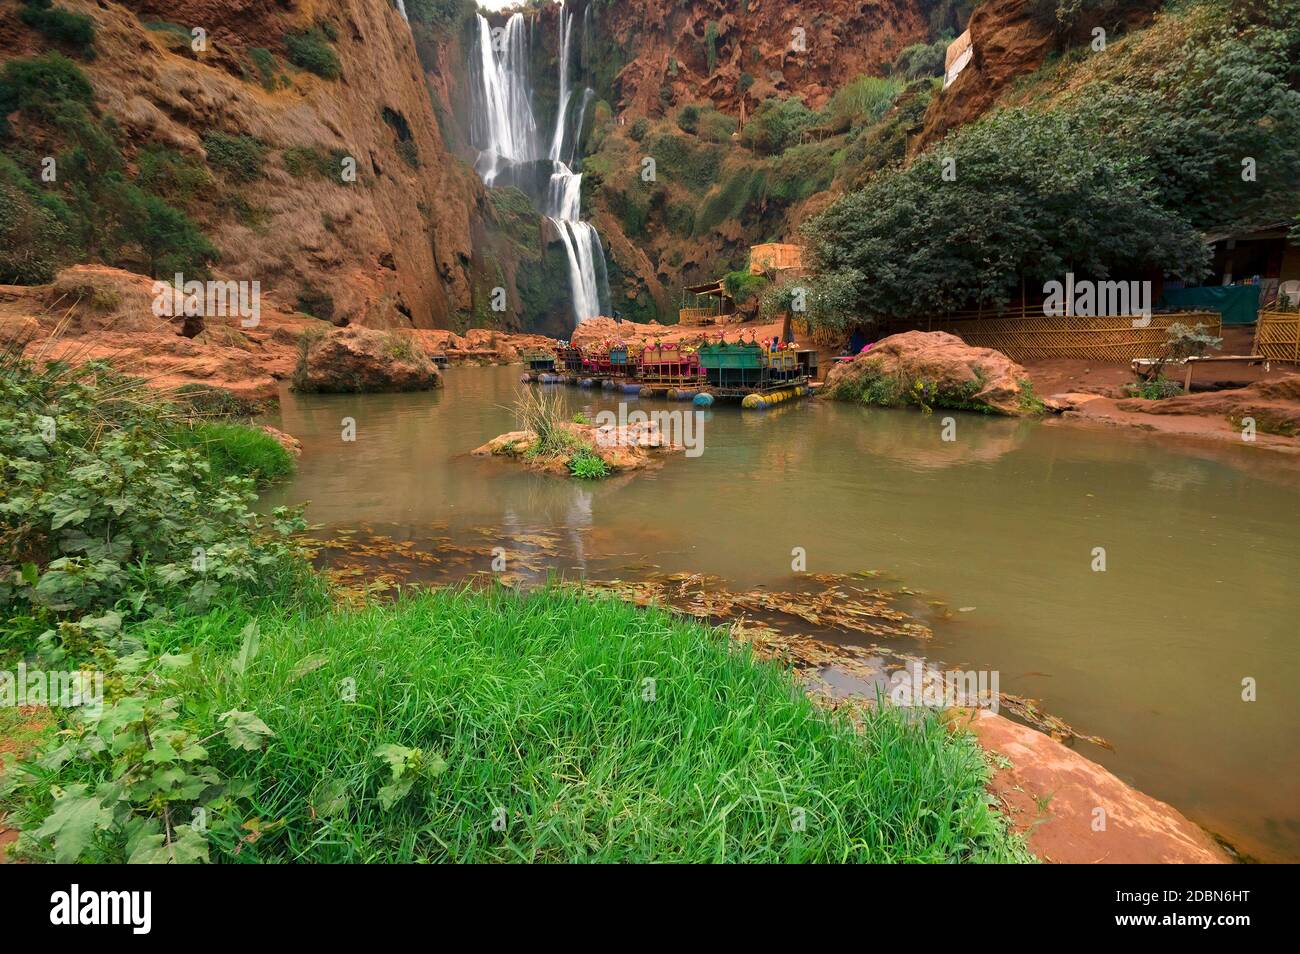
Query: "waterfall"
470 2 609 326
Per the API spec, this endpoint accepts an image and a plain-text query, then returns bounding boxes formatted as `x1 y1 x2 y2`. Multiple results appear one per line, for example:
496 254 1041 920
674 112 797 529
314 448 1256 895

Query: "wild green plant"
0 359 305 627
567 449 609 479
284 27 341 80
2 621 277 863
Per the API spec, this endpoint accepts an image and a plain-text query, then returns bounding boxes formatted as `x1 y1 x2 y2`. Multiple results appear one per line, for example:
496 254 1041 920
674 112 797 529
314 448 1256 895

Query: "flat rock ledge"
958 709 1230 864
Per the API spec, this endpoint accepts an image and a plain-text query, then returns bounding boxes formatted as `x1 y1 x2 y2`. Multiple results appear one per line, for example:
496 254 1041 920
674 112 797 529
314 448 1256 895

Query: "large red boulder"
824 330 1038 415
292 326 442 393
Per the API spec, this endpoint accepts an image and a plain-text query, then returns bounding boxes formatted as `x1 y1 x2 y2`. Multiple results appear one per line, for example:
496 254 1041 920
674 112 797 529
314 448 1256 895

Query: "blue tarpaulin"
1160 285 1259 325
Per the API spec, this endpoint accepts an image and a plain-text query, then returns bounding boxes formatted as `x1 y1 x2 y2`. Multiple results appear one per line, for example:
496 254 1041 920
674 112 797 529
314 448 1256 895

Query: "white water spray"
471 2 608 326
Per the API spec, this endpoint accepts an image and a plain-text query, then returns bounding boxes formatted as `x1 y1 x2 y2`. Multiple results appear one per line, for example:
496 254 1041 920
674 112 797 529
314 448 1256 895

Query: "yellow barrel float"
741 384 811 410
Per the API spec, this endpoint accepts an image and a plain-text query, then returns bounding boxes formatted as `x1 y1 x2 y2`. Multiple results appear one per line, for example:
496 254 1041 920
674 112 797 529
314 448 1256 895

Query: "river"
262 364 1300 862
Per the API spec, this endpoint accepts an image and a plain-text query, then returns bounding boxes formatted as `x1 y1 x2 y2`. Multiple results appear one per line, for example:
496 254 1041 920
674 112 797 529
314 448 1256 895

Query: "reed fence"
886 310 1223 363
1255 311 1300 363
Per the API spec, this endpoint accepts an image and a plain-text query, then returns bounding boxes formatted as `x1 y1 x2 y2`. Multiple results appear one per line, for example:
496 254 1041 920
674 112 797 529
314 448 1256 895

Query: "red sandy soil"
1024 329 1300 458
1021 328 1287 396
0 706 51 864
960 710 1229 863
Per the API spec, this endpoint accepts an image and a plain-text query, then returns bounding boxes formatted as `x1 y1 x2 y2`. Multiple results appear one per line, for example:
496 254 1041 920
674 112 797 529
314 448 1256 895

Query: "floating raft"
518 340 814 408
741 383 812 409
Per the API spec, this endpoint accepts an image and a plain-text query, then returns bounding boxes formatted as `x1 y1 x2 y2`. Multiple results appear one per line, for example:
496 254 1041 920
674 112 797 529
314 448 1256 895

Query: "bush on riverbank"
801 1 1300 330
172 422 295 485
0 358 306 650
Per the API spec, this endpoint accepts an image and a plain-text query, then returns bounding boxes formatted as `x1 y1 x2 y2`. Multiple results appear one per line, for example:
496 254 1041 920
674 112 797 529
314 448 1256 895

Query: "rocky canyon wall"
2 0 485 328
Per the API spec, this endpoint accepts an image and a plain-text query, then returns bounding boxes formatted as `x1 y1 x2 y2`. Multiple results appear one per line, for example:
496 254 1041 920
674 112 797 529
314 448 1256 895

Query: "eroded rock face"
916 0 1161 151
824 330 1036 415
598 0 928 116
292 326 442 393
58 1 481 329
4 266 318 402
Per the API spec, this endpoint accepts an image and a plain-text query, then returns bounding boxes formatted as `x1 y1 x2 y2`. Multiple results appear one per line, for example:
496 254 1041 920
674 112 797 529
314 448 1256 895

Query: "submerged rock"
824 330 1041 416
292 327 442 393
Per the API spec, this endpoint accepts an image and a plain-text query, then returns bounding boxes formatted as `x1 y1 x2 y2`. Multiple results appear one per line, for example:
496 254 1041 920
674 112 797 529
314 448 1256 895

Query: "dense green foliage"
566 450 610 479
406 0 476 31
135 145 212 211
808 107 1209 322
722 269 769 304
117 188 218 278
804 2 1300 327
741 96 819 155
172 424 295 486
0 52 93 133
0 360 304 632
0 157 71 284
19 0 96 55
202 132 266 183
824 76 904 133
891 41 946 80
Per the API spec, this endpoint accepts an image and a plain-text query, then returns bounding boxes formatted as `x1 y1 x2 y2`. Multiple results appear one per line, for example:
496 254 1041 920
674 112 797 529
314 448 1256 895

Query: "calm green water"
263 365 1300 862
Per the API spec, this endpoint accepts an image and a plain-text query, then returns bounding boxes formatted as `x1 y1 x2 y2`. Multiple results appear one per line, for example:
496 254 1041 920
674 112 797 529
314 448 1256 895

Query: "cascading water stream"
470 1 609 326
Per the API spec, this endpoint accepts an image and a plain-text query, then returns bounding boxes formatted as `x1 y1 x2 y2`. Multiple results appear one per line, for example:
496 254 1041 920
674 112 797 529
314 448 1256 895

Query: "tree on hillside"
804 108 1208 325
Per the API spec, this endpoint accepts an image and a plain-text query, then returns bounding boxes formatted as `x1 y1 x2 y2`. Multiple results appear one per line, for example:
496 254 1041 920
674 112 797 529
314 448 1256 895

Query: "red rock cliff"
3 0 484 328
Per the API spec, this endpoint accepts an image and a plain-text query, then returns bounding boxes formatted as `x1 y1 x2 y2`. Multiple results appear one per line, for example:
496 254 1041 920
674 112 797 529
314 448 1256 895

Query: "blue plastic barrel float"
578 377 596 388
621 383 642 395
693 392 714 407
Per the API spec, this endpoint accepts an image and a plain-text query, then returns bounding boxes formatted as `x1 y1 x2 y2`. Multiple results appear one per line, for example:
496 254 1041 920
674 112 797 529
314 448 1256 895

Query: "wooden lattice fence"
886 310 1223 363
1255 311 1300 363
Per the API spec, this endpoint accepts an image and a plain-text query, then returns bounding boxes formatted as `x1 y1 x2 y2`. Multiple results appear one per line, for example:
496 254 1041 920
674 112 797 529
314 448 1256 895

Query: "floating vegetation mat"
310 526 1109 749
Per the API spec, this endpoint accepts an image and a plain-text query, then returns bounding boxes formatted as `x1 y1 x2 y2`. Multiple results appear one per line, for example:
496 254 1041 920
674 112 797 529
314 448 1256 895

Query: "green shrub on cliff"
891 41 946 80
825 76 904 132
202 131 266 182
0 52 93 135
0 157 73 284
19 1 96 56
740 96 818 155
115 186 217 278
285 26 341 80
